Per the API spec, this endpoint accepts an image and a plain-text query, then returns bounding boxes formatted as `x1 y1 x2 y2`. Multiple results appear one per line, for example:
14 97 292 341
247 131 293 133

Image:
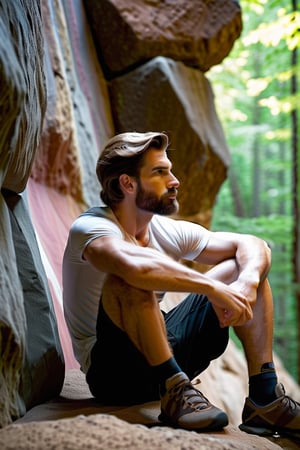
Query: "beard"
135 181 179 215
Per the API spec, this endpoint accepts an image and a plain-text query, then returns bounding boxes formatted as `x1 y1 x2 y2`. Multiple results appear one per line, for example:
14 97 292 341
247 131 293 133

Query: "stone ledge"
0 413 286 450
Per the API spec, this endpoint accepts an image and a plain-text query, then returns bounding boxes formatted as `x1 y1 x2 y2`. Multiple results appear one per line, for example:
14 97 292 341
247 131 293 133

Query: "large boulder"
83 0 242 75
0 0 65 427
109 56 230 225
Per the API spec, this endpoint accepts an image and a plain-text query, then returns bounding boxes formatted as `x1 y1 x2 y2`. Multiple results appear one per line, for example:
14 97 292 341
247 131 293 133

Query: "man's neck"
112 202 152 247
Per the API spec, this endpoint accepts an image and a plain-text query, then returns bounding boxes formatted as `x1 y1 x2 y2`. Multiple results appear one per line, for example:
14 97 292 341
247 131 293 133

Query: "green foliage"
212 211 298 378
208 0 299 380
244 9 300 51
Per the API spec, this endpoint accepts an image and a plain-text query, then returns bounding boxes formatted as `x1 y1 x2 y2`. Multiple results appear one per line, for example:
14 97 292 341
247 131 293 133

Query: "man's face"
135 148 180 215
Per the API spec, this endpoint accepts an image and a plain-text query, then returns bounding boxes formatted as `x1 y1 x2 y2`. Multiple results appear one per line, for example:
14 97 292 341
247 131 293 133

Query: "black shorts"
86 293 229 405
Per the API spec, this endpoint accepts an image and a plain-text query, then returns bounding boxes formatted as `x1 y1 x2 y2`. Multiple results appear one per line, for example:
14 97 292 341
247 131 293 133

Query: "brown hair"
96 131 169 207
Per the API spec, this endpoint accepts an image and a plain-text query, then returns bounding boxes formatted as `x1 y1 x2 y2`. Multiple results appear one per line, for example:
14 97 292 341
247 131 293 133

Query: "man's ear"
119 174 136 194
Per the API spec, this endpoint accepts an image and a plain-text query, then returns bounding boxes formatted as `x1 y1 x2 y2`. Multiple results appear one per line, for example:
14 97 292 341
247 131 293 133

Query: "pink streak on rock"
27 178 82 369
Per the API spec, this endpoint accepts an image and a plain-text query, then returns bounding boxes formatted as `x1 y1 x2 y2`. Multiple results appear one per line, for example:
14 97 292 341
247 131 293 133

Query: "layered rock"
26 0 115 376
0 0 64 428
0 0 46 194
109 56 230 223
31 0 112 207
83 0 242 75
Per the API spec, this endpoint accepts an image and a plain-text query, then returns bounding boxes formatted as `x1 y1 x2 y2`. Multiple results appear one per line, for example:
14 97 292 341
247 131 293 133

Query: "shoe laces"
171 379 210 411
280 394 300 412
277 383 300 412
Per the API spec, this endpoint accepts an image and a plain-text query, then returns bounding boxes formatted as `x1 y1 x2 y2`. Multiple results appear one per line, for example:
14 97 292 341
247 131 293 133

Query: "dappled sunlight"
243 9 300 50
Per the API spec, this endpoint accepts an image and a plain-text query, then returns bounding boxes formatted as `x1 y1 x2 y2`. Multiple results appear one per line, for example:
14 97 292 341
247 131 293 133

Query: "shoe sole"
159 411 228 432
239 423 300 439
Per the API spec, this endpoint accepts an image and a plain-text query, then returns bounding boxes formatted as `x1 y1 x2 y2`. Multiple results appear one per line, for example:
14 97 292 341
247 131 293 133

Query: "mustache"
161 188 178 201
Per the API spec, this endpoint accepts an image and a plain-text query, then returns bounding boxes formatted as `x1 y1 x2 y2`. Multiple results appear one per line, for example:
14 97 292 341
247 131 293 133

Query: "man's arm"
84 235 253 326
195 231 272 310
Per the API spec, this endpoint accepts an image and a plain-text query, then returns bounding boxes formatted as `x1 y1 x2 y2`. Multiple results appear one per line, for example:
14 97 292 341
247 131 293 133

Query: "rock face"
84 0 240 224
0 3 299 450
30 0 110 207
83 0 242 75
0 415 284 450
109 56 230 221
0 0 64 428
0 0 46 194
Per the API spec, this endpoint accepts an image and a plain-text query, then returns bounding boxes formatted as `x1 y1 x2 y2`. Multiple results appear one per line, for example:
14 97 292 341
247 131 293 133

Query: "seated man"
63 131 300 436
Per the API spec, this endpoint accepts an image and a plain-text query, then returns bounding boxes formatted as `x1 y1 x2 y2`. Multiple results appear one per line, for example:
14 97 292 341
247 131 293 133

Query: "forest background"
208 0 299 381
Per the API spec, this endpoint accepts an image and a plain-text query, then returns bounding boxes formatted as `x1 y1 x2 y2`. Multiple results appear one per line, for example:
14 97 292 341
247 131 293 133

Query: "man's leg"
206 259 300 438
164 292 229 380
233 278 274 375
99 274 228 431
205 259 274 376
102 274 172 365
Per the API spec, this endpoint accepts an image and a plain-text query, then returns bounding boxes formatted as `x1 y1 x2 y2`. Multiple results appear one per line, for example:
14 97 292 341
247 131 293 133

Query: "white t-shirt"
62 206 210 372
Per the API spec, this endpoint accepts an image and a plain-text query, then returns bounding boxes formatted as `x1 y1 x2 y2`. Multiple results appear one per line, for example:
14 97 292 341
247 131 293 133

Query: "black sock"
152 357 182 395
249 362 278 405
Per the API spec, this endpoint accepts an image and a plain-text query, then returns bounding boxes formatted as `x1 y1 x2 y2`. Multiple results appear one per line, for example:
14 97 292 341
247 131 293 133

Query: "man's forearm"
235 235 272 285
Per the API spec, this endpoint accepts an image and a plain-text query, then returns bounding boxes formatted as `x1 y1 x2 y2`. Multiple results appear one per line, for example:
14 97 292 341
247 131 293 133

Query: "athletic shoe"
239 383 300 438
158 372 228 431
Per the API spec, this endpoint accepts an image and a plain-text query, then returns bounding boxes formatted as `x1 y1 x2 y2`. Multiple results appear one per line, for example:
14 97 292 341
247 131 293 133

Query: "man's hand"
208 280 254 328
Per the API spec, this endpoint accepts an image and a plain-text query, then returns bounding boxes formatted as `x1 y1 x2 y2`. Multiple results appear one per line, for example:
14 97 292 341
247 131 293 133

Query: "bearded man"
63 131 300 437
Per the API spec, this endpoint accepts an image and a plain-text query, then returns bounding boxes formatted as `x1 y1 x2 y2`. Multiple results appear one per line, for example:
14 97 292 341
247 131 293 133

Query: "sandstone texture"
1 362 298 449
109 56 230 221
0 0 46 194
30 0 112 207
0 0 63 428
0 415 284 450
0 1 299 449
83 0 242 75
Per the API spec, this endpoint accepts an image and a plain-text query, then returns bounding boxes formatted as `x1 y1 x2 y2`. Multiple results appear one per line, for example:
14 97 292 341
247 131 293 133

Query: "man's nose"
168 173 180 188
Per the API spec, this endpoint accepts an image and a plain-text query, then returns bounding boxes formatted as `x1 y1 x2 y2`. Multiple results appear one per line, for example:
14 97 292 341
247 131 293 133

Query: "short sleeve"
150 216 210 261
67 208 123 261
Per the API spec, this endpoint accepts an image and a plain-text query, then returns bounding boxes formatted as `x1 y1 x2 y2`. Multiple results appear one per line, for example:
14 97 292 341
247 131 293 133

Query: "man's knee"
103 274 129 293
102 274 155 307
207 258 239 284
101 274 159 339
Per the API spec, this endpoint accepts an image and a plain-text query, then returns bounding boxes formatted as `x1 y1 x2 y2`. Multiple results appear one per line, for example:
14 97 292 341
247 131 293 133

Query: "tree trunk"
251 52 262 217
228 168 245 217
290 0 299 382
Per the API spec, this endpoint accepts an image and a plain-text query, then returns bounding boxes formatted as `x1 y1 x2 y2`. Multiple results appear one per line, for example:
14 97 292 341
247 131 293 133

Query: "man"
63 131 300 436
